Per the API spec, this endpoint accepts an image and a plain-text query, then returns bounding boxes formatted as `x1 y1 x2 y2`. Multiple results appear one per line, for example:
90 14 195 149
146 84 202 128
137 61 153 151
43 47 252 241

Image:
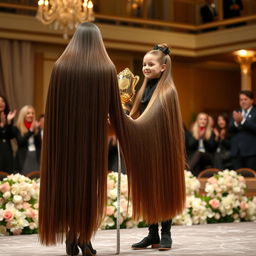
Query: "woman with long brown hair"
39 23 185 256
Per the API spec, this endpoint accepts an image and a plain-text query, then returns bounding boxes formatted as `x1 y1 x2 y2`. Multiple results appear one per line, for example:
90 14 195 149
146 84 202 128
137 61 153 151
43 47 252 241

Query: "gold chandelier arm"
36 0 95 36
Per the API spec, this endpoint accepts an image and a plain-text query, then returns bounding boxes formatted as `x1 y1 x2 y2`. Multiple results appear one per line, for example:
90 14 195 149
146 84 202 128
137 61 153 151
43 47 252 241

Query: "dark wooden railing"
0 3 256 33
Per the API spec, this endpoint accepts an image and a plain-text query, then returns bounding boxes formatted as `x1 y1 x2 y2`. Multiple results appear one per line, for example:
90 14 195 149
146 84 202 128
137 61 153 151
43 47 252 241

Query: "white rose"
5 202 15 209
3 191 11 199
233 187 241 193
13 195 23 204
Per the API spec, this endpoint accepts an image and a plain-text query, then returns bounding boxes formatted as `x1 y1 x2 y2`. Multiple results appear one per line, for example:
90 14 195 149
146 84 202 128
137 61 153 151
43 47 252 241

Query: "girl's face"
0 97 6 113
217 116 226 129
197 114 208 128
142 53 166 80
25 108 35 122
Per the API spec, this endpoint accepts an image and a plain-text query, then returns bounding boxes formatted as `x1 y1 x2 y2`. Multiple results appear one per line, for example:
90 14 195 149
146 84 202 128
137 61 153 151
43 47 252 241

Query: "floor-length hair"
39 23 120 245
39 23 185 245
127 48 186 223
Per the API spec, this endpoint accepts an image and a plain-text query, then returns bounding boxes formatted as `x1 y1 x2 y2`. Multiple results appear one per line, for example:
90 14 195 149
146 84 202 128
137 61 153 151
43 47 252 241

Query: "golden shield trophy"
117 68 140 109
115 68 139 254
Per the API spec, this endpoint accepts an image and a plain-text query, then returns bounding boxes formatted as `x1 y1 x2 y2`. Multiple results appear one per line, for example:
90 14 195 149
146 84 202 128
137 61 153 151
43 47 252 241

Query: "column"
234 50 256 91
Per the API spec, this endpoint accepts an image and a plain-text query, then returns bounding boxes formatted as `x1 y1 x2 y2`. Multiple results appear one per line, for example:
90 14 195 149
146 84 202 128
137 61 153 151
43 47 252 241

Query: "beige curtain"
0 39 34 110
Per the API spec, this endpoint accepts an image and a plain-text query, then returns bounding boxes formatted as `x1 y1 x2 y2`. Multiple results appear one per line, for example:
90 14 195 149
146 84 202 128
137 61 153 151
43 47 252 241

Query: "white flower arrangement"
184 171 201 196
173 171 211 226
100 172 138 229
203 170 256 223
0 174 39 235
1 170 255 236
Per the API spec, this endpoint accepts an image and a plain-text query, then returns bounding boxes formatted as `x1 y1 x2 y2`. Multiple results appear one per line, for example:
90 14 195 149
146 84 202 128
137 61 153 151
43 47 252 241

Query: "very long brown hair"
39 23 185 245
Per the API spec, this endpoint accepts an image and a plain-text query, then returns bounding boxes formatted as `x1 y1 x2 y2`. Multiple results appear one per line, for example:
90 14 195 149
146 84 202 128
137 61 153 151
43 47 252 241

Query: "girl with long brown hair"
39 23 185 256
130 44 182 251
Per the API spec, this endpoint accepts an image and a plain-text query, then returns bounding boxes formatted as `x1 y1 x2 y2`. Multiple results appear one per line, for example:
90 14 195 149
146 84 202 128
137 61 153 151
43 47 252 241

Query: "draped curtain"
0 39 34 110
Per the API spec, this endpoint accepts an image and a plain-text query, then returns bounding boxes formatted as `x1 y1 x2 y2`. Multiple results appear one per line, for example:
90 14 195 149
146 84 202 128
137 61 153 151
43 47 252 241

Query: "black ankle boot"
159 220 172 251
78 241 97 256
131 224 160 250
65 240 79 256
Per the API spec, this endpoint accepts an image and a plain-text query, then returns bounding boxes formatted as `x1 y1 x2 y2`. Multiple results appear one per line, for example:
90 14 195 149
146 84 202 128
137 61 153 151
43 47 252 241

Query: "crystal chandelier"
37 0 94 39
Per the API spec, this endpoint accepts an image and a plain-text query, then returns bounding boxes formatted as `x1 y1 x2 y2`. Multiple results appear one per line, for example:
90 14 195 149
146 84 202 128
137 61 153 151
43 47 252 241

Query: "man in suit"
229 90 256 170
201 0 218 23
200 0 218 32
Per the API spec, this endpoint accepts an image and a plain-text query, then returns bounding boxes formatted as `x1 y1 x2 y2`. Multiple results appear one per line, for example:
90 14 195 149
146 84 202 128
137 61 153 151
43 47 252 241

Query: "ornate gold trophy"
117 68 140 109
115 68 139 254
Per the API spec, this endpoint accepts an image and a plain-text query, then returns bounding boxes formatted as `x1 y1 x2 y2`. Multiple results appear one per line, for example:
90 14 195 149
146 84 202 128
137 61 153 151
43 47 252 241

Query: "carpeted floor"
0 222 255 256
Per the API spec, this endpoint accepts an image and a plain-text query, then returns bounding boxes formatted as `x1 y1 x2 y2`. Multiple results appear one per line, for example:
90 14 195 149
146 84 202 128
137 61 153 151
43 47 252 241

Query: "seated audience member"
13 105 41 175
213 113 232 170
229 90 256 170
0 95 16 173
188 112 216 176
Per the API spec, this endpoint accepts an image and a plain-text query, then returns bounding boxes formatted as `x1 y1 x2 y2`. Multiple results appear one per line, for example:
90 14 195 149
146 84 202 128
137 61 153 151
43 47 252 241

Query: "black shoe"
65 240 79 256
159 233 172 251
131 235 160 250
78 241 97 256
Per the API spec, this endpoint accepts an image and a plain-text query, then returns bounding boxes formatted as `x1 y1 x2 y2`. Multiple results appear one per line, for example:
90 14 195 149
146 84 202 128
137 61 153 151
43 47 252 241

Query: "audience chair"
198 168 220 178
26 170 40 179
0 171 10 180
235 168 256 177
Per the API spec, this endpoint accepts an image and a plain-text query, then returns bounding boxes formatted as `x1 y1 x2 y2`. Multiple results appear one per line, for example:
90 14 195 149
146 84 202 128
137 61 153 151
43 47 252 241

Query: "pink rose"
208 177 217 184
26 208 36 218
22 202 30 209
209 199 220 209
238 176 245 182
32 183 39 190
20 191 27 197
107 180 115 190
120 198 127 209
3 210 14 221
240 201 248 210
0 182 11 193
106 206 115 216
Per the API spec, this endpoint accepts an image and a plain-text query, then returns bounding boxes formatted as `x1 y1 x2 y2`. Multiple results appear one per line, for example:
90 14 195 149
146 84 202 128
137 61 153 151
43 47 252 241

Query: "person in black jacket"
213 113 232 170
0 95 16 173
229 90 256 170
200 0 218 25
13 105 41 175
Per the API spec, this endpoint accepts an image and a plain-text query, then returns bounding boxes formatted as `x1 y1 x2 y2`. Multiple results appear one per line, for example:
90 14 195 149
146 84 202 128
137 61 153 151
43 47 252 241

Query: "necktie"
243 109 248 119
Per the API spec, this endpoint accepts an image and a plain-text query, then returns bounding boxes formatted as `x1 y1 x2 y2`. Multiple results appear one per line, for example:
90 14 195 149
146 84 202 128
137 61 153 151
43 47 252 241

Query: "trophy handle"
132 75 140 90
